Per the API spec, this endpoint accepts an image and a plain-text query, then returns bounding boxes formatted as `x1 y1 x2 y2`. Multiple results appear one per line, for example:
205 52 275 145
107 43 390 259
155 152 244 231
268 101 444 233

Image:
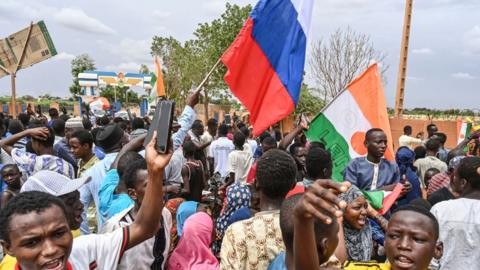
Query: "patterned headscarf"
215 183 251 238
339 185 372 262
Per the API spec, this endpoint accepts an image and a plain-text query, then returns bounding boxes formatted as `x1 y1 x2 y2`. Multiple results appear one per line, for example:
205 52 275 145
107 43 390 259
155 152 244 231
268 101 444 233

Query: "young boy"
0 132 173 269
293 180 443 270
268 194 340 270
220 149 297 270
181 140 205 202
0 164 21 208
103 158 173 270
227 132 253 185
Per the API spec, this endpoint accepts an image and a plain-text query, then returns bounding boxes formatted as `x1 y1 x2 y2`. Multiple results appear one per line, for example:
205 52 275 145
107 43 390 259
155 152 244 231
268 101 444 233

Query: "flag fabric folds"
221 0 314 136
305 64 394 182
151 55 166 98
363 183 404 214
457 118 472 144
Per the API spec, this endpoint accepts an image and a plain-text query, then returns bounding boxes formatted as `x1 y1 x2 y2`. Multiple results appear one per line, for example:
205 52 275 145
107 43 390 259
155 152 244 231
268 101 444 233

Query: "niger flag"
151 56 166 97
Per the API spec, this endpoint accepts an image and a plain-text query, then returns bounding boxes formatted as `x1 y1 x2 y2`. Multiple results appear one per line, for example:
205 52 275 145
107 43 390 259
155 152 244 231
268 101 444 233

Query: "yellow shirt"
0 230 81 270
343 261 391 269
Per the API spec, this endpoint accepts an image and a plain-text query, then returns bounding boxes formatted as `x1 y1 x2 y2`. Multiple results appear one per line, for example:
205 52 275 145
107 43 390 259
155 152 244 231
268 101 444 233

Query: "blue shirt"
172 105 196 151
268 252 287 270
79 152 118 234
98 169 134 220
344 157 400 191
54 139 78 172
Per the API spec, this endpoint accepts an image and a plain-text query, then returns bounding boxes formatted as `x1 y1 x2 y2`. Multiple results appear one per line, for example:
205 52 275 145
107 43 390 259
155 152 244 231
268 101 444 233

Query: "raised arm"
449 131 480 157
172 91 199 150
110 133 147 169
279 125 303 150
126 132 173 249
294 180 349 270
0 127 49 155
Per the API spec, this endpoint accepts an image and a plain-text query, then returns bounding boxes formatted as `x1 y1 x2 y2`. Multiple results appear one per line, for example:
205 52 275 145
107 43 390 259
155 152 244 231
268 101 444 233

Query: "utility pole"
394 0 413 118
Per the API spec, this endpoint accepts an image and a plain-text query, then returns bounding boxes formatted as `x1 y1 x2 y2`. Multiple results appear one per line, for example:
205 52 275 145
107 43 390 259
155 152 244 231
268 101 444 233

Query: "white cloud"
54 52 76 61
99 38 152 63
0 0 44 20
412 48 434 55
202 1 226 14
152 10 171 20
464 25 480 55
53 8 116 35
451 72 476 80
104 62 142 72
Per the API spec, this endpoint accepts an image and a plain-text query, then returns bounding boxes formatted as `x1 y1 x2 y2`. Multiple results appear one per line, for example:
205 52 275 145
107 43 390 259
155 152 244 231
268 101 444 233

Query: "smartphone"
224 114 231 125
144 101 162 148
155 100 175 153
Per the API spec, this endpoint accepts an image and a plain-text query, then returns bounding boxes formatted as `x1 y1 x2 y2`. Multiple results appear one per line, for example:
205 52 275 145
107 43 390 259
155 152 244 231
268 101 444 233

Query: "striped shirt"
11 148 75 179
427 172 451 195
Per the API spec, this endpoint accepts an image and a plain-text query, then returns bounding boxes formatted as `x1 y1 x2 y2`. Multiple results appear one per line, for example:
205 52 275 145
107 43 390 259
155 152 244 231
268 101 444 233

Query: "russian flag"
221 0 314 136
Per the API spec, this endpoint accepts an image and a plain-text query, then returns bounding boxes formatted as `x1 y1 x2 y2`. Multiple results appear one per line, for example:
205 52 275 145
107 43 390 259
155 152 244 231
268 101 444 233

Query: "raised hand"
295 180 350 224
145 131 173 174
27 127 50 141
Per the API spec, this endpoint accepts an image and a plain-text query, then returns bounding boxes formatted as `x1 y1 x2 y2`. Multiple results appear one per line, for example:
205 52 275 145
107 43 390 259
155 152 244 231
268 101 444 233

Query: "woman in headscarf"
339 185 373 262
215 183 251 238
168 212 219 270
212 183 251 255
176 201 200 237
395 146 422 206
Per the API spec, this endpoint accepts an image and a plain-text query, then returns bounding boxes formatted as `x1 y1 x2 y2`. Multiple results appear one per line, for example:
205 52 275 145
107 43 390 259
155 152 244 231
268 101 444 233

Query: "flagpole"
195 58 222 93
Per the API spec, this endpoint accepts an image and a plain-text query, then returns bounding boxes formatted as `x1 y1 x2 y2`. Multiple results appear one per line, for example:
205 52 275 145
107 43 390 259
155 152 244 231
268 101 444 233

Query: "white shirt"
398 135 422 149
430 198 480 270
102 206 173 270
209 137 235 177
247 139 258 155
228 149 253 184
70 227 128 269
201 132 214 158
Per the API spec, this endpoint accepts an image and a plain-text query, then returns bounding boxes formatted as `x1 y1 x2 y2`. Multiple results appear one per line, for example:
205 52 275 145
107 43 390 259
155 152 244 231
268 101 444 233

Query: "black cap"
96 124 123 151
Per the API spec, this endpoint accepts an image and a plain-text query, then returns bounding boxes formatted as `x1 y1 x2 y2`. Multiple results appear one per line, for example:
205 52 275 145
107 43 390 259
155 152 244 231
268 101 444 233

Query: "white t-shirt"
69 227 128 269
102 206 173 270
247 139 258 155
228 149 254 184
209 137 235 177
201 132 214 158
430 198 480 270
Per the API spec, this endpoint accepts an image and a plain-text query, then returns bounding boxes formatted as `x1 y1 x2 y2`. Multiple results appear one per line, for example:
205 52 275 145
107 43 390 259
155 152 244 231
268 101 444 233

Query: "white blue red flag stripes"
221 0 313 136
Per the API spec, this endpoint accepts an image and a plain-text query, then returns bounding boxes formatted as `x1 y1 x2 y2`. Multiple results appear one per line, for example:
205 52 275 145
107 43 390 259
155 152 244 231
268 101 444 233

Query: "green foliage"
139 64 150 75
69 54 95 96
99 86 139 105
151 3 252 105
295 84 325 116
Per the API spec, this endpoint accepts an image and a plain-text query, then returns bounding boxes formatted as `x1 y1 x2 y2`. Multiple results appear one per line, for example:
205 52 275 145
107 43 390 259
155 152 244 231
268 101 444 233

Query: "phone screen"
156 100 175 153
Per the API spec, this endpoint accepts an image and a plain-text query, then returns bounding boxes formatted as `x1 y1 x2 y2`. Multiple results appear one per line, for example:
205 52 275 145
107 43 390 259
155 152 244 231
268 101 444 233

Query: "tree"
151 3 252 120
99 86 139 105
309 27 388 102
295 84 325 116
191 3 252 119
139 64 150 75
69 54 96 96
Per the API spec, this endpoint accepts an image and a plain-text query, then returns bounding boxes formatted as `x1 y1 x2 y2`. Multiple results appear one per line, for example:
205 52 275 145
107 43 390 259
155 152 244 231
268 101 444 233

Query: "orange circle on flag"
351 131 367 156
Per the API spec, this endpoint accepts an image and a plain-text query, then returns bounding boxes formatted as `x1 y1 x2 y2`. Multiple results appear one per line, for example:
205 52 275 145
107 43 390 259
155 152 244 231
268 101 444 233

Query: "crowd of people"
0 91 477 270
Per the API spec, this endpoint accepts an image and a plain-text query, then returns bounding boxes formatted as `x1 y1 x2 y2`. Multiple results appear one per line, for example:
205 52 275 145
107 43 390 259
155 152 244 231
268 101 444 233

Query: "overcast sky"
0 0 479 109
